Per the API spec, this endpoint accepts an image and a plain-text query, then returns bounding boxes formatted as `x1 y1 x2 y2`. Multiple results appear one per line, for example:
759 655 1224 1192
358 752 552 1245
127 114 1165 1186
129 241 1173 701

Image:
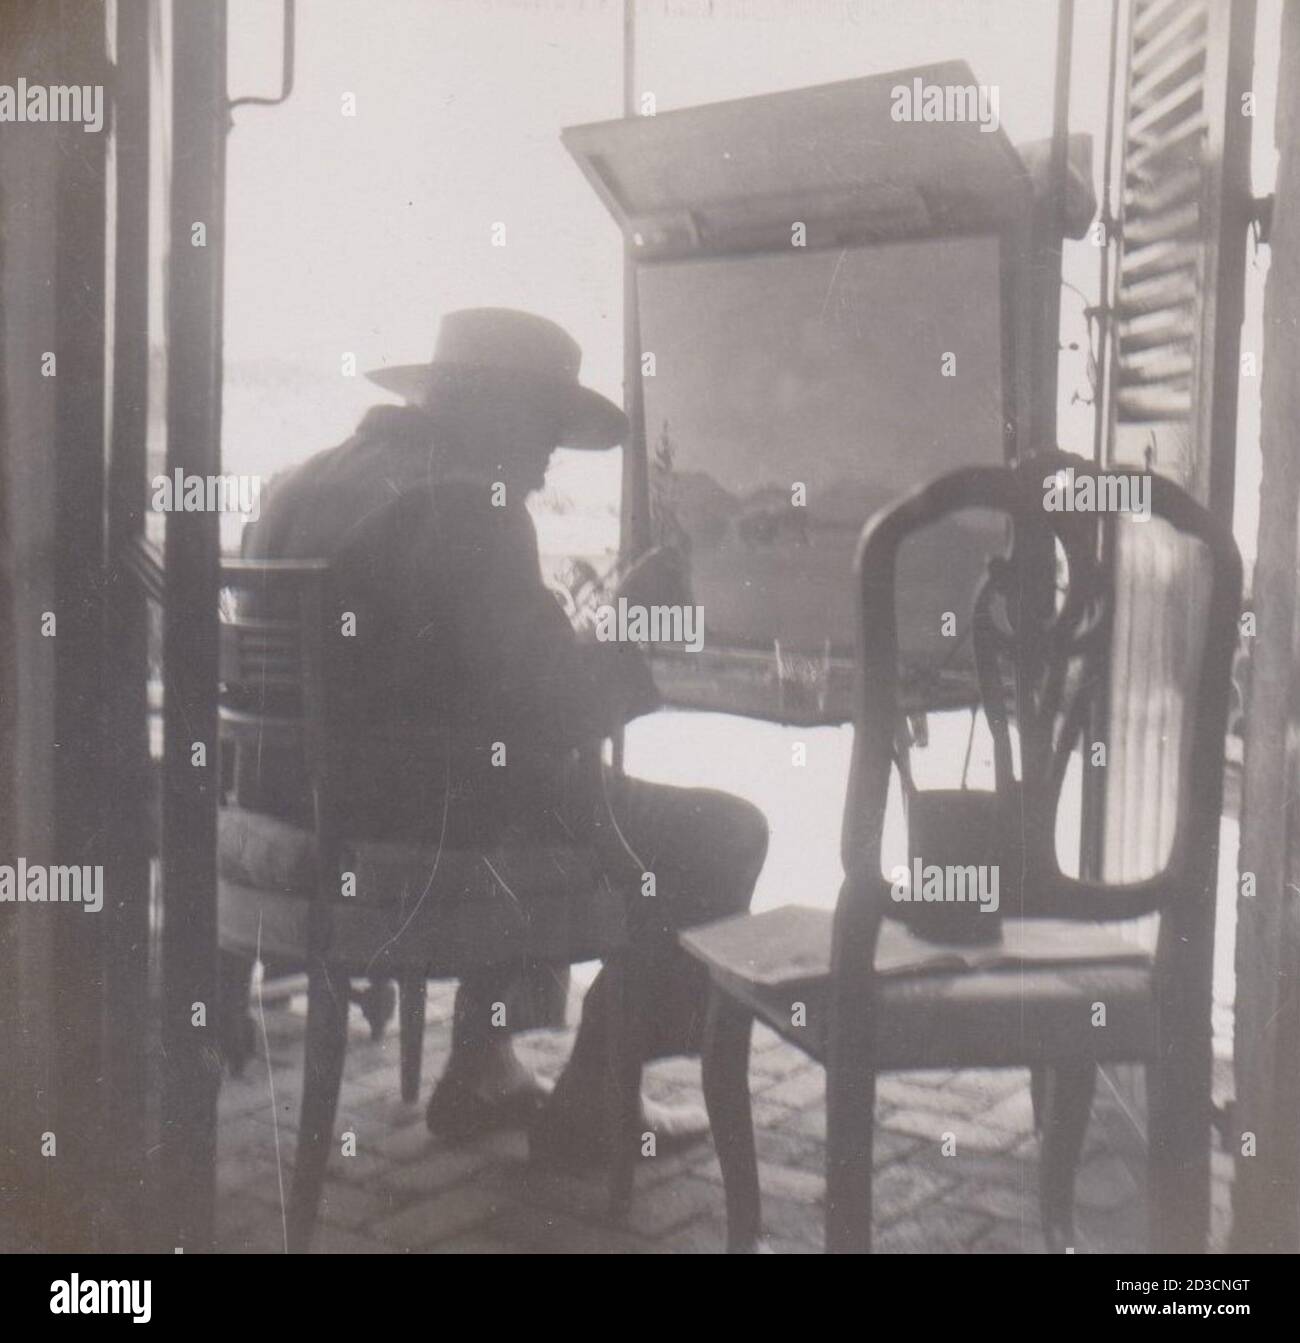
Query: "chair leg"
353 977 397 1041
398 974 427 1104
218 950 257 1076
701 987 761 1252
826 1053 875 1253
1038 1060 1097 1252
605 955 643 1218
287 962 350 1253
1147 892 1214 1254
1030 1065 1048 1132
1147 1053 1211 1253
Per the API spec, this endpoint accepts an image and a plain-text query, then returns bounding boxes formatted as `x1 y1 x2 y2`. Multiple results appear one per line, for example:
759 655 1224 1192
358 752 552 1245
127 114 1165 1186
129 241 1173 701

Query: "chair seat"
217 805 626 975
681 905 1155 1070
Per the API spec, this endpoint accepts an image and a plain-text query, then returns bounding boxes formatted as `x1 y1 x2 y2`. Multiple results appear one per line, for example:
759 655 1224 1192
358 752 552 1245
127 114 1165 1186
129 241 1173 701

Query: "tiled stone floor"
216 979 1235 1254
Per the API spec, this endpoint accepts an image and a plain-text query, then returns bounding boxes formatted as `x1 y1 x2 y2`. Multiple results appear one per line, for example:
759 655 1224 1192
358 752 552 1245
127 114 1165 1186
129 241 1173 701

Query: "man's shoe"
425 1078 551 1143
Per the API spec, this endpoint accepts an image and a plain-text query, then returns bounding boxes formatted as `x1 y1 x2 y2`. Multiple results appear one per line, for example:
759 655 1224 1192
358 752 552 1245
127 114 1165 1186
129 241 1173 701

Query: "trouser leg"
566 776 768 1072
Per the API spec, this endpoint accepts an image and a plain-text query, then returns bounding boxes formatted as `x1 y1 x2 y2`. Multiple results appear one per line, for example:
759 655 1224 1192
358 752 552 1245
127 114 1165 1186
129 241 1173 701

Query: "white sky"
223 0 1089 455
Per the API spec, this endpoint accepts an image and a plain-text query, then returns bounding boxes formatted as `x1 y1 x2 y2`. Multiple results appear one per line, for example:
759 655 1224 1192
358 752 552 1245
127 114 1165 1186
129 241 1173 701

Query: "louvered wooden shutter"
1088 8 1258 1158
1108 0 1256 510
1100 0 1255 966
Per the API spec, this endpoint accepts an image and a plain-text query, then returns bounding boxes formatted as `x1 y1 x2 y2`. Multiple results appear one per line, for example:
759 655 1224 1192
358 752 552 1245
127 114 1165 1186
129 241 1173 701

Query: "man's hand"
612 545 693 612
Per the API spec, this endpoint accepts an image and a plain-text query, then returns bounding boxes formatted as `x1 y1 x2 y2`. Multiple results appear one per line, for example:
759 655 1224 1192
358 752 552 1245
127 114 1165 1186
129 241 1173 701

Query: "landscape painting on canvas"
636 234 1009 712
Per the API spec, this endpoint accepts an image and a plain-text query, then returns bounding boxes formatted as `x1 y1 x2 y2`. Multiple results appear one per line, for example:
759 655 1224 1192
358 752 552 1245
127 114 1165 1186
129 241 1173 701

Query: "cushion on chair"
681 905 1156 1070
217 805 625 973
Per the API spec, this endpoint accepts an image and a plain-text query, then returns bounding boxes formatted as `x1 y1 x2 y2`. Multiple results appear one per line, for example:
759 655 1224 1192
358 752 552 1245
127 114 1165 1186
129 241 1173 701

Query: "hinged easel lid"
562 61 1034 260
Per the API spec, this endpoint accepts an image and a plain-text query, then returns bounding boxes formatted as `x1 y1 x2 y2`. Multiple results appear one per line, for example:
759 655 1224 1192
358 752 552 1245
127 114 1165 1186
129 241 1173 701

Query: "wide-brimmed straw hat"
364 308 628 450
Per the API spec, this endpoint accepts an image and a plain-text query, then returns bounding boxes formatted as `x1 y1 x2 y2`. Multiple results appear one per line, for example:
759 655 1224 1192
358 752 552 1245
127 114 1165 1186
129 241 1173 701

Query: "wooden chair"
683 451 1242 1253
215 558 646 1251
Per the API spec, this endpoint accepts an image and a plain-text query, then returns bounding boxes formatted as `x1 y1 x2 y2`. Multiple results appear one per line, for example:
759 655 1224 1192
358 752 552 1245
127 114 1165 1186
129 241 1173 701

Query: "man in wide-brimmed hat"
234 309 767 1152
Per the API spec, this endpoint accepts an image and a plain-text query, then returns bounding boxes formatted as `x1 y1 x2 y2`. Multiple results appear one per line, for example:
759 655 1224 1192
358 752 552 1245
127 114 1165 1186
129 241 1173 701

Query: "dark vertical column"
103 0 155 1252
999 218 1033 465
160 0 227 1254
1079 0 1125 889
999 4 1071 468
1036 0 1073 453
1232 0 1300 1255
49 0 110 1254
619 0 650 563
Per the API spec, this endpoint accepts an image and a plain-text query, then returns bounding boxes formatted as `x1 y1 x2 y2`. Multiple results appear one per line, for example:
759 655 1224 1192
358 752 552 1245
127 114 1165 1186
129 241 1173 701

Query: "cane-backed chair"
216 558 645 1251
683 451 1241 1253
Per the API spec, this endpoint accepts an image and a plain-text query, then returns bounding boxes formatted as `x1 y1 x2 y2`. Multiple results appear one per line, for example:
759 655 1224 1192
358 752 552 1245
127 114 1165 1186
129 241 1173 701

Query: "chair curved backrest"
841 449 1242 923
218 558 339 901
219 558 330 766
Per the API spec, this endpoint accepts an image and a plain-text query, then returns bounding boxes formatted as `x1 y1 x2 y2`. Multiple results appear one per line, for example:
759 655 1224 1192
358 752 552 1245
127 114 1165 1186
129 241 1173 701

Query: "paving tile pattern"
216 981 1235 1254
